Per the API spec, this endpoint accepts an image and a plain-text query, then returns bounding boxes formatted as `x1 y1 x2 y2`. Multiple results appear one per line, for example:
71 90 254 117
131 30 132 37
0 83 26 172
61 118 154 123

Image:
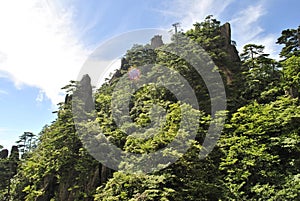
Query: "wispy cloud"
0 0 283 107
230 3 280 59
0 0 90 105
251 34 280 60
158 0 280 59
230 4 266 43
36 90 44 103
157 0 234 30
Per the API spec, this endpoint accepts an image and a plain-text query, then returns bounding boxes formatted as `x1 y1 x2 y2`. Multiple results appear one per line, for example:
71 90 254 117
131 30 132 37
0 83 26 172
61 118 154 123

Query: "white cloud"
230 4 266 43
36 90 44 102
230 3 280 59
0 0 90 105
0 0 283 108
158 0 234 30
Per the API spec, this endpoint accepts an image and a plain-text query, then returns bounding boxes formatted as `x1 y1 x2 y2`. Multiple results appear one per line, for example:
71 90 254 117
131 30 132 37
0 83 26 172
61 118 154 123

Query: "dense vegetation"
1 16 299 200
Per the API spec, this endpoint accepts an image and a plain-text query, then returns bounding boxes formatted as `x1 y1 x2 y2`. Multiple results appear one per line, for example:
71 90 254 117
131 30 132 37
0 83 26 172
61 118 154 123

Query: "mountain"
1 16 299 201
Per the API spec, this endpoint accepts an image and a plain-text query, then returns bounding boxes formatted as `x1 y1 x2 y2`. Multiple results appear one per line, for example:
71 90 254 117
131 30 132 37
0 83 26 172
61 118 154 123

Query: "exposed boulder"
9 145 19 160
0 149 8 159
150 35 164 49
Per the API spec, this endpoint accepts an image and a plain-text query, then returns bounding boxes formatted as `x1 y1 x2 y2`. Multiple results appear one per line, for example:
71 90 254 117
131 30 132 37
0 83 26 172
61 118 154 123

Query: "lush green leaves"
220 97 300 200
276 26 300 58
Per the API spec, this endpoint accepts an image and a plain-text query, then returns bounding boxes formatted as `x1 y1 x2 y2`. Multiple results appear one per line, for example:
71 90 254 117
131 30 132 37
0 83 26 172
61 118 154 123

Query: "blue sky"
0 0 299 150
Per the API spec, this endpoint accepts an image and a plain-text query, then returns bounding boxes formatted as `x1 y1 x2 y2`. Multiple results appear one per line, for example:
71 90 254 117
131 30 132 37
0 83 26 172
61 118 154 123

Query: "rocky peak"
220 22 231 46
150 35 164 49
0 149 8 159
220 22 240 62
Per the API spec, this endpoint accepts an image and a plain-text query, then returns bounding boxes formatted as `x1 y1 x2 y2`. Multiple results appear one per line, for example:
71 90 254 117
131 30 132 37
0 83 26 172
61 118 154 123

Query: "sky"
0 0 299 150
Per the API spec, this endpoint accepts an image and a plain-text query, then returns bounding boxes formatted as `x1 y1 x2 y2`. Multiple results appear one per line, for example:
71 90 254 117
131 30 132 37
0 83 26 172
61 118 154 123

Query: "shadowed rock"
0 149 8 159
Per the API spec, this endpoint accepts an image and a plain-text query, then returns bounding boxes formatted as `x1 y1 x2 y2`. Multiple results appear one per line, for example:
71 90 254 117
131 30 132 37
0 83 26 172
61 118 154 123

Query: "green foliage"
95 172 176 201
0 146 19 201
186 15 227 62
125 44 157 67
0 155 11 200
16 132 36 158
220 97 300 200
282 55 300 97
276 26 300 58
240 44 269 67
10 84 100 201
240 44 282 102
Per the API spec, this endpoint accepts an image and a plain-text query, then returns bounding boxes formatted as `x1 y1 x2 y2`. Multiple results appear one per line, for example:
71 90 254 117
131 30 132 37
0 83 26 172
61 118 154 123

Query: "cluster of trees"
0 145 19 201
0 16 299 200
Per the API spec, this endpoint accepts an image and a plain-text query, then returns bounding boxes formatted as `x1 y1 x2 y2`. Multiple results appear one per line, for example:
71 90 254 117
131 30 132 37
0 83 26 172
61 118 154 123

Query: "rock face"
9 145 19 160
43 74 112 201
75 74 94 113
9 145 19 175
0 149 8 159
151 35 164 49
218 22 241 85
220 23 231 46
120 57 129 71
220 22 240 62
